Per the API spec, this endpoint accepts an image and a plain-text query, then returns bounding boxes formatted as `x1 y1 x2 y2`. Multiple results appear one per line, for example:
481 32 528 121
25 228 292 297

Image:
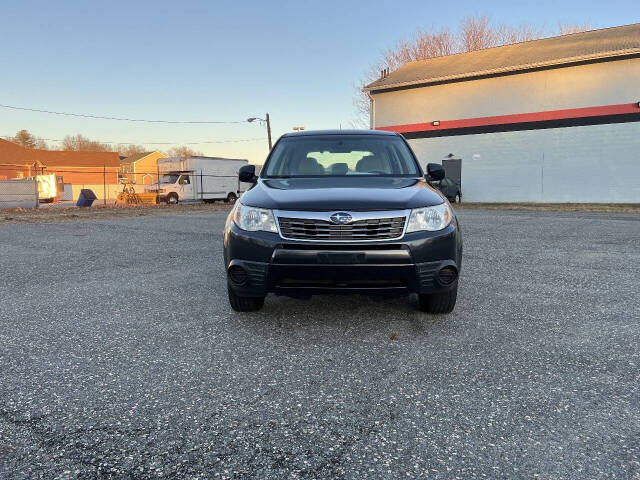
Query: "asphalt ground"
0 209 638 479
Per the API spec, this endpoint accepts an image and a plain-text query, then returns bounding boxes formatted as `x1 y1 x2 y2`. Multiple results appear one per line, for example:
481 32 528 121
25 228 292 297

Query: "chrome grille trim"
274 209 410 242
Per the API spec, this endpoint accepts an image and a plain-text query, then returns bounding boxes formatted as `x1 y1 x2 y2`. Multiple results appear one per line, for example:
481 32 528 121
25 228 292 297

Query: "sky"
1 0 638 163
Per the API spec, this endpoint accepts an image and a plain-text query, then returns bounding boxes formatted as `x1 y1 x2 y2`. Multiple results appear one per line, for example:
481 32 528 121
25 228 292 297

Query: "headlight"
233 202 278 233
406 203 452 232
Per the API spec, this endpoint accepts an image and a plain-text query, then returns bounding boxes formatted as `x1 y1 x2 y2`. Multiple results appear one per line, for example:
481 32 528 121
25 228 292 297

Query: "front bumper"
224 221 462 297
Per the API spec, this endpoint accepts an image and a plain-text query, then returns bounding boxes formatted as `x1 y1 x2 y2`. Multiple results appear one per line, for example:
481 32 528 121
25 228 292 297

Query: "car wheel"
226 192 238 204
228 285 265 312
418 286 457 314
167 193 179 205
454 193 461 203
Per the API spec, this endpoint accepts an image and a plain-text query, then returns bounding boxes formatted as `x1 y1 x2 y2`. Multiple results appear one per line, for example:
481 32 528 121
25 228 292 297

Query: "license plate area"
271 247 411 265
269 264 414 291
317 252 366 264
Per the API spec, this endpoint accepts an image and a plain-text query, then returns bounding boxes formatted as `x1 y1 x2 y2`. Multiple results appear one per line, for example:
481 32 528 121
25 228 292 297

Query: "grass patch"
0 202 233 224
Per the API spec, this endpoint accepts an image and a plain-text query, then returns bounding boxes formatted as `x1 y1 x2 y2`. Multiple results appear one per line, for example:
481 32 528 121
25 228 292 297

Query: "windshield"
262 135 421 178
160 174 180 184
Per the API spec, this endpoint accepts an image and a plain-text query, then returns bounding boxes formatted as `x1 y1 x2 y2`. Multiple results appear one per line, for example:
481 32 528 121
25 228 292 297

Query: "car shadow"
216 293 456 340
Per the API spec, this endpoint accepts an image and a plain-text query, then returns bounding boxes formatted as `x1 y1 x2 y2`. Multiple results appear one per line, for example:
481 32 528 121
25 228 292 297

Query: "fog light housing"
228 265 248 286
437 266 458 285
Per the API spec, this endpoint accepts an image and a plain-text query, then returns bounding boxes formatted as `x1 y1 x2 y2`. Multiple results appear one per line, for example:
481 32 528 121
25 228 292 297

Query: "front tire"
418 286 457 314
454 193 461 203
167 193 179 205
228 285 265 312
226 192 238 204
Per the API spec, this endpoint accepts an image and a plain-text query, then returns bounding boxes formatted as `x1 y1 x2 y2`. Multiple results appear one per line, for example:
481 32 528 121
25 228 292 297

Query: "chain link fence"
0 178 38 208
0 165 246 209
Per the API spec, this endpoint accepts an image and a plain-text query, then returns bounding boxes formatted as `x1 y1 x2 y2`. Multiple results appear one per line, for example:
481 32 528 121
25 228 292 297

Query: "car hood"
240 177 444 211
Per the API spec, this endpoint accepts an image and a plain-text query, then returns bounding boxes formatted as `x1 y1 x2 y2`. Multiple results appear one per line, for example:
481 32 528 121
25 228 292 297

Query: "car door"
178 174 193 200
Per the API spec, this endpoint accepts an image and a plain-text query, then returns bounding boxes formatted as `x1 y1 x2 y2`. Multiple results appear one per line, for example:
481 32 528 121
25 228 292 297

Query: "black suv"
223 130 462 313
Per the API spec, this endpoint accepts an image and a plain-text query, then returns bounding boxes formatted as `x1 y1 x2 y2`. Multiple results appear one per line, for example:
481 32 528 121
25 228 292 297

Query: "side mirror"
425 163 445 181
238 164 257 183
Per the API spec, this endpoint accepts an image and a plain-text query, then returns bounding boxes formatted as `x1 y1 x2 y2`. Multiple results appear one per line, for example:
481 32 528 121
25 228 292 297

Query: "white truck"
33 174 57 203
146 156 250 204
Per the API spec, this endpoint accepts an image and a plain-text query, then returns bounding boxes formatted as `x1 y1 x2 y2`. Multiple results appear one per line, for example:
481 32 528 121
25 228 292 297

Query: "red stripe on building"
376 102 640 134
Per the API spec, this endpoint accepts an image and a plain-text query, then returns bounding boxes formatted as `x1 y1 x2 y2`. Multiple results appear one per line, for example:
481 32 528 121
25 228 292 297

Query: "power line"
0 103 248 124
2 135 265 146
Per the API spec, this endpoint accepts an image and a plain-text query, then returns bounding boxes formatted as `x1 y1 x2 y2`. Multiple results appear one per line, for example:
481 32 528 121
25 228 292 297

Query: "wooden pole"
33 162 39 209
266 113 272 150
156 163 160 204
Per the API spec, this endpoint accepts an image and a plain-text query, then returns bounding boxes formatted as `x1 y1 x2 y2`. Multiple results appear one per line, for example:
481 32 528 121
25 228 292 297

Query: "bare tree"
166 146 203 158
354 15 591 126
493 23 544 45
11 129 48 149
555 23 593 35
60 134 113 152
382 27 456 71
118 144 147 157
460 15 498 51
353 27 457 127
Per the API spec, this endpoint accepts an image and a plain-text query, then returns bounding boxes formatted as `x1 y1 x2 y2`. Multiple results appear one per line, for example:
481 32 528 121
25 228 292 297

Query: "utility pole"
32 162 39 209
248 114 273 151
265 113 272 150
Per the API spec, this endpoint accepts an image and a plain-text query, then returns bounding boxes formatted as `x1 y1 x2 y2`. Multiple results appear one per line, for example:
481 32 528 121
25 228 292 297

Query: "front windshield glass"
262 135 421 178
160 174 180 184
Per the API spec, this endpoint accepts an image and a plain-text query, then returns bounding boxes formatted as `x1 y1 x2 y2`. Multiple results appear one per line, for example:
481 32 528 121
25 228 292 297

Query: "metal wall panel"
408 122 640 203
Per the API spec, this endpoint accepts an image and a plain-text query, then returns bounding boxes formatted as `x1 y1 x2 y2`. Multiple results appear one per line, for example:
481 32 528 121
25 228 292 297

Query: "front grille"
277 216 406 241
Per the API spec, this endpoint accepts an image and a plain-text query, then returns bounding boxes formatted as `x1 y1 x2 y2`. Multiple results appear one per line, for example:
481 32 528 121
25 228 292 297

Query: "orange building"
0 138 120 199
118 151 166 185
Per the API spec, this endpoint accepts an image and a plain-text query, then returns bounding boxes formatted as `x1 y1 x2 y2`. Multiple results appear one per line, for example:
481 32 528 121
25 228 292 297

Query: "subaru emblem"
330 212 352 224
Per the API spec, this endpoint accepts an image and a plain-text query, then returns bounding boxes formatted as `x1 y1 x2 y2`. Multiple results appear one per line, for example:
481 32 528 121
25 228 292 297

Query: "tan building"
365 24 640 202
119 151 166 185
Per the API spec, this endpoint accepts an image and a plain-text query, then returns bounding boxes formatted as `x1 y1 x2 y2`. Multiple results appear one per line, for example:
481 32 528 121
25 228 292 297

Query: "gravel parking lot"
1 209 639 479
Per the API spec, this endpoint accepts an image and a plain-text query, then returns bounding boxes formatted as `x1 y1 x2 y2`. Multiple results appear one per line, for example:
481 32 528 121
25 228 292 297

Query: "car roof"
280 129 399 138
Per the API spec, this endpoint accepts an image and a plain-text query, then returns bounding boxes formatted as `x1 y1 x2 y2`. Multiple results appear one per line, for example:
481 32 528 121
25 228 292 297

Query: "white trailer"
147 156 249 204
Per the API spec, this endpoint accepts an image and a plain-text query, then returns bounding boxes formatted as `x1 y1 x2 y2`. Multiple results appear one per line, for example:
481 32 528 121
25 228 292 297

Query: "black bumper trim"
228 259 269 294
271 247 411 265
227 258 458 296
